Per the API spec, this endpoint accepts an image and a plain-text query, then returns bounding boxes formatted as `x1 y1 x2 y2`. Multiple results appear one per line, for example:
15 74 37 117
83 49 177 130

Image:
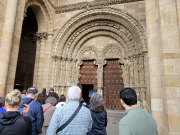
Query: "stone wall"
54 1 146 32
145 0 180 134
0 0 8 49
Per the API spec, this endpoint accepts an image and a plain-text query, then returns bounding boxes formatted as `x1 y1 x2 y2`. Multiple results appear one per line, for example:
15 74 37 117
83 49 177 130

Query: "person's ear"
120 99 124 105
19 101 22 106
5 101 8 107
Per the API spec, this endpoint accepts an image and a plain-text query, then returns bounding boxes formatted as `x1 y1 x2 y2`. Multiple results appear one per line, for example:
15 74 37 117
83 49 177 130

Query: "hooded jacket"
0 111 32 135
18 97 44 135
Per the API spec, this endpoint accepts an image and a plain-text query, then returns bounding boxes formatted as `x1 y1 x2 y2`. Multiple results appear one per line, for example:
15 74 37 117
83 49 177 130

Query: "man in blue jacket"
19 87 44 135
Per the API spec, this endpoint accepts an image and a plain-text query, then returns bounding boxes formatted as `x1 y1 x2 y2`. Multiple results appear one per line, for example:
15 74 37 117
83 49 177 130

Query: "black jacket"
0 111 32 135
88 109 107 135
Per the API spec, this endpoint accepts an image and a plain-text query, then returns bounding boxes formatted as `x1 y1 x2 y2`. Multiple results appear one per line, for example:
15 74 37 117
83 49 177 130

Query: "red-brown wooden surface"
103 60 124 110
79 61 97 92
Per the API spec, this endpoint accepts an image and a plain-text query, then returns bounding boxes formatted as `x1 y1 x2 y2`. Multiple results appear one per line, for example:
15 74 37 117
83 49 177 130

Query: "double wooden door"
103 60 124 110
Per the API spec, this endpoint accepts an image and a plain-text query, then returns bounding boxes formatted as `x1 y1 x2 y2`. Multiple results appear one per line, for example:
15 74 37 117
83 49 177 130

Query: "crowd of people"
0 86 158 135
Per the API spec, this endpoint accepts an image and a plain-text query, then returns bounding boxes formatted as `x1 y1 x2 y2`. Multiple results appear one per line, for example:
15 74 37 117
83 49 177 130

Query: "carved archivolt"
72 31 128 59
101 44 124 58
77 46 99 60
53 7 147 58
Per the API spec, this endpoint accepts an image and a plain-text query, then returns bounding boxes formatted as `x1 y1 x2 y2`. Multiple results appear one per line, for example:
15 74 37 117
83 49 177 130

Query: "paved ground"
106 109 124 135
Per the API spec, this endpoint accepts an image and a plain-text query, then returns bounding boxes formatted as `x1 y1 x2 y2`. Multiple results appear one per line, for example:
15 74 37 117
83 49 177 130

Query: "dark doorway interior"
82 85 93 104
14 7 38 92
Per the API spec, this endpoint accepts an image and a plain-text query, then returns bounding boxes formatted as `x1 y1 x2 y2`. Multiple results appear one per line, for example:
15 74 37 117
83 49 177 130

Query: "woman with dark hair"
0 97 6 114
88 93 107 135
37 88 48 104
56 94 67 108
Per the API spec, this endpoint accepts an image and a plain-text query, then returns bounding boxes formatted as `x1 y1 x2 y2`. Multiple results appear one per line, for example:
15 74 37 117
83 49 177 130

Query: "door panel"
79 61 97 92
103 60 124 110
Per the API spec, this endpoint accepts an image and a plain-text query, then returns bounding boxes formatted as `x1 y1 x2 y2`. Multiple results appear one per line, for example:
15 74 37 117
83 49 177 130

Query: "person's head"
26 87 38 99
22 90 26 95
48 92 56 98
89 93 104 113
58 95 66 102
5 90 21 108
79 97 84 104
49 87 54 93
38 91 47 104
42 88 46 93
0 97 5 108
119 88 137 109
67 86 81 101
45 97 57 106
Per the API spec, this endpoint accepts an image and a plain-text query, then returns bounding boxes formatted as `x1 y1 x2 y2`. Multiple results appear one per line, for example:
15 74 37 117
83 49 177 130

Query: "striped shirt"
47 100 92 135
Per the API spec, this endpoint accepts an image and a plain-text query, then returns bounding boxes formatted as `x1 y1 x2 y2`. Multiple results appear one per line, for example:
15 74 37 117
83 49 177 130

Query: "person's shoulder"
32 101 43 109
81 105 90 113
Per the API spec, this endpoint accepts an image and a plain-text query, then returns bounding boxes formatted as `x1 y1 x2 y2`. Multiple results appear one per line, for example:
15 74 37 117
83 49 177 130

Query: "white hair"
68 86 81 100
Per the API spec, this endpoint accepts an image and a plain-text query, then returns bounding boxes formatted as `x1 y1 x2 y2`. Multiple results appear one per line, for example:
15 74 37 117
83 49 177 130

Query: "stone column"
36 32 48 90
33 38 41 87
120 57 131 87
51 55 58 85
60 57 67 85
0 0 18 97
129 56 135 86
76 59 83 85
139 53 145 85
94 58 107 96
145 0 180 134
66 58 72 85
55 56 62 84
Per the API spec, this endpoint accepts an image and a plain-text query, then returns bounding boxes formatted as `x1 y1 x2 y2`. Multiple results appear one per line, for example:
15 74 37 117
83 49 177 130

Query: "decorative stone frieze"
55 0 144 13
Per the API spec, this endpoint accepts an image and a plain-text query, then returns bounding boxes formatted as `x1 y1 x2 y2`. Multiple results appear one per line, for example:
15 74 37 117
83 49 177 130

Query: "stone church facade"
0 0 179 134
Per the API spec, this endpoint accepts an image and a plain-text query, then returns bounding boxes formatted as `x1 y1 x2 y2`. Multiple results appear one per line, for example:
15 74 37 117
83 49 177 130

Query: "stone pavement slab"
106 109 124 135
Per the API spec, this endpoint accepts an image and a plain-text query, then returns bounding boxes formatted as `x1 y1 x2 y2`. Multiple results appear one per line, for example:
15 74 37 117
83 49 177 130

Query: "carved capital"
36 32 48 42
94 58 106 66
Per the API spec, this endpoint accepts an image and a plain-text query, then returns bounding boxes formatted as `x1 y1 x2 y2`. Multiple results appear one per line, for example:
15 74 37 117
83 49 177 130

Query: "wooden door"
103 60 124 110
14 7 38 91
79 61 97 92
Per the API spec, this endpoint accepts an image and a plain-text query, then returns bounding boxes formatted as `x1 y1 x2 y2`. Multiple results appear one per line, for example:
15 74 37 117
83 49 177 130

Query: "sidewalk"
106 109 124 135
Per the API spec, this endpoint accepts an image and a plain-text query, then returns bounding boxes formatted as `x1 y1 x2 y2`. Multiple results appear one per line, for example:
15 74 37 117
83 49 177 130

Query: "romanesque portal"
51 8 150 109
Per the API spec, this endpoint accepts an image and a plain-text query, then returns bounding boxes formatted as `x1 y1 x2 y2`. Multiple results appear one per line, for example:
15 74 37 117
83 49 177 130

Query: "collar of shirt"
68 100 79 104
123 106 142 116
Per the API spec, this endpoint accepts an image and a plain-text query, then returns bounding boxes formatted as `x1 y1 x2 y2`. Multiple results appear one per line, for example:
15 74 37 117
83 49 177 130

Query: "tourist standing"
0 97 6 114
87 93 107 135
21 90 27 99
40 97 57 135
56 94 67 108
18 87 44 135
0 90 32 135
119 88 158 135
79 97 89 108
48 87 59 102
47 86 92 135
37 88 48 104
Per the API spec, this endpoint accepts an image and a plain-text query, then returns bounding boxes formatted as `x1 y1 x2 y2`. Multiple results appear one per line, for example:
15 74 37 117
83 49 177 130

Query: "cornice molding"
55 0 144 13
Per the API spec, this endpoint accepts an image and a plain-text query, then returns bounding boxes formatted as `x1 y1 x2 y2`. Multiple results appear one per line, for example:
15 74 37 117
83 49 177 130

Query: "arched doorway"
14 7 38 91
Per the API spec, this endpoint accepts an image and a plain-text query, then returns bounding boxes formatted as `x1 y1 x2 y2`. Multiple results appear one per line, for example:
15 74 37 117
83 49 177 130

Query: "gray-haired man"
47 86 92 135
